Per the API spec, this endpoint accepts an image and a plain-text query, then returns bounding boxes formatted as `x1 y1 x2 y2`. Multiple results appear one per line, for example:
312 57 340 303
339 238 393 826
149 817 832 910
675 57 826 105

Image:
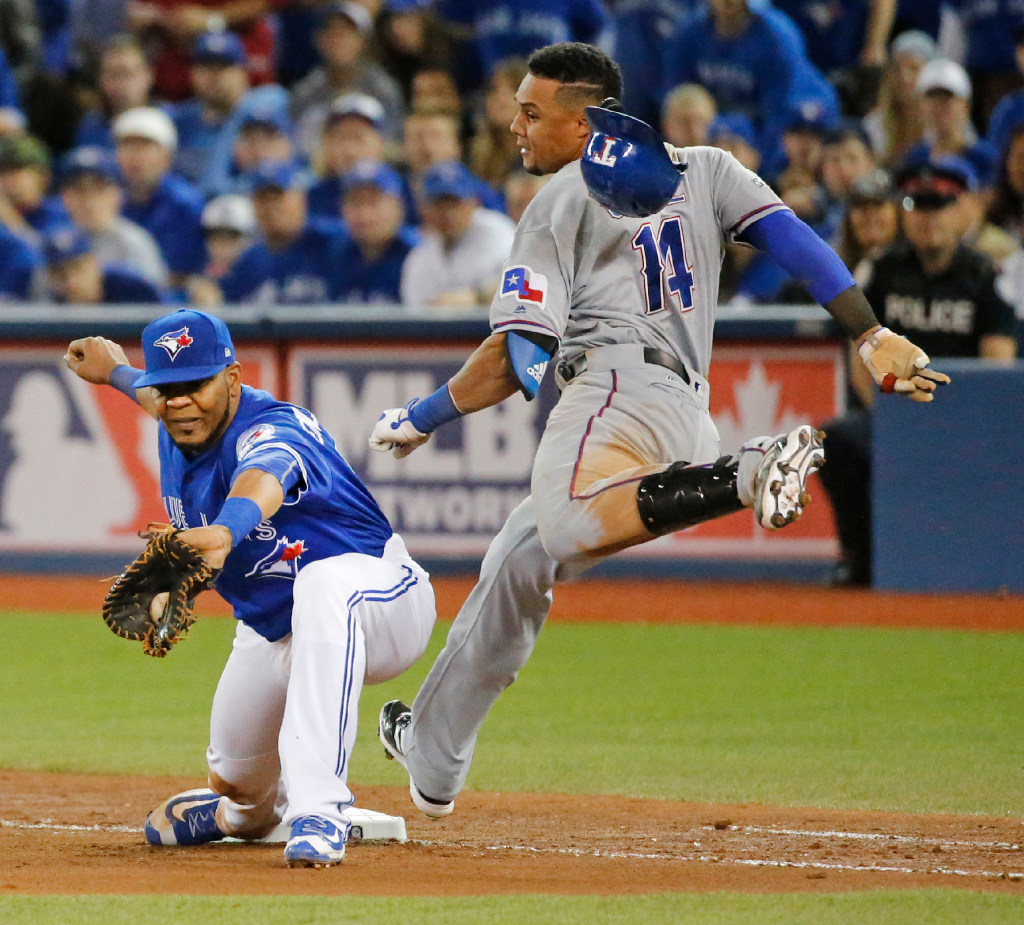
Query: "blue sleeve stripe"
739 209 855 305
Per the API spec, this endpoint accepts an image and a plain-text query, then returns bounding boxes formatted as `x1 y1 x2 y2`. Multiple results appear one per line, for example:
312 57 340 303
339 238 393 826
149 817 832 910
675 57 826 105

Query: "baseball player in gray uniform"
369 43 950 818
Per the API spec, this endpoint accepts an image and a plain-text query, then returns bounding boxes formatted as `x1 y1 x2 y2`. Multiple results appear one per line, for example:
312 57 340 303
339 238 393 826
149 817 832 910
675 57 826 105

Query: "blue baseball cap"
340 160 403 197
708 113 757 148
58 146 120 186
421 160 480 201
193 30 247 66
248 159 310 193
136 309 236 388
240 106 293 137
43 228 93 266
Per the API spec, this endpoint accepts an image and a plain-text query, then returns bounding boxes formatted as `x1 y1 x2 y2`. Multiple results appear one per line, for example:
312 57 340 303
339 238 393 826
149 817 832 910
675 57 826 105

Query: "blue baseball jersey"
220 218 350 305
122 175 207 276
330 226 419 305
948 0 1024 73
168 99 226 186
158 385 394 640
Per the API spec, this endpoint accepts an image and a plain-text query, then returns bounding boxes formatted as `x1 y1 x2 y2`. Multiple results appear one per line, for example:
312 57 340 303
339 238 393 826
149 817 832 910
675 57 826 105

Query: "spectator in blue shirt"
771 0 895 74
947 0 1024 128
113 106 206 287
905 58 1000 189
438 0 605 93
985 28 1024 160
610 0 696 128
168 30 292 199
663 0 803 168
333 160 419 305
308 93 388 221
219 160 349 305
0 223 41 302
75 34 155 150
0 135 71 241
41 228 166 304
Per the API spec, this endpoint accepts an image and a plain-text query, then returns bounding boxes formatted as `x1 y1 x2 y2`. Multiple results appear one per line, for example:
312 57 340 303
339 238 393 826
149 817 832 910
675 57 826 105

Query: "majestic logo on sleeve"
154 327 194 361
236 423 278 460
501 265 547 308
245 537 307 580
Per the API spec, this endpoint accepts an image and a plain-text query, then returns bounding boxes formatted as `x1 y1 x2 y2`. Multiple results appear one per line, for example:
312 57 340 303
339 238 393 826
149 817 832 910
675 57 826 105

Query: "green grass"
0 611 1021 816
0 892 1022 925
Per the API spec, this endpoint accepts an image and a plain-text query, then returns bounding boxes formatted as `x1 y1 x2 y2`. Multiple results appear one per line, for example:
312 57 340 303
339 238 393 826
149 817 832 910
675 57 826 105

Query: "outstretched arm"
739 211 951 401
64 336 159 418
369 332 526 458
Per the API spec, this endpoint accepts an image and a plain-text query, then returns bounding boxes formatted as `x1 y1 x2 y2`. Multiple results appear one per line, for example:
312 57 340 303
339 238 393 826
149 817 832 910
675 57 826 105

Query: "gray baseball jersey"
489 145 788 378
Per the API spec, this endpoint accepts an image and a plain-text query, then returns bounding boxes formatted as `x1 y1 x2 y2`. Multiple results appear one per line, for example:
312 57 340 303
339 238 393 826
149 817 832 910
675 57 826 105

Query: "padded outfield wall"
2 303 1015 590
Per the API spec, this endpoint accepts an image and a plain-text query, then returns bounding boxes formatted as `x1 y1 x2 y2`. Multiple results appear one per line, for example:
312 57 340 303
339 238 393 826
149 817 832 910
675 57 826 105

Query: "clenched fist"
369 404 430 458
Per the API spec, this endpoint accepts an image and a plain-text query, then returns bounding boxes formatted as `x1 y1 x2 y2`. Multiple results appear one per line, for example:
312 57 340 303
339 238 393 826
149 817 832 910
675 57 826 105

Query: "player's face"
510 74 591 176
152 364 242 455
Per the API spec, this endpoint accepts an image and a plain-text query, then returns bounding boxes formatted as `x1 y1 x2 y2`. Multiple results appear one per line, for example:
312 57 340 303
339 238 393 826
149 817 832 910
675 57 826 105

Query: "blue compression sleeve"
738 209 855 305
212 496 264 547
110 365 144 401
407 385 462 434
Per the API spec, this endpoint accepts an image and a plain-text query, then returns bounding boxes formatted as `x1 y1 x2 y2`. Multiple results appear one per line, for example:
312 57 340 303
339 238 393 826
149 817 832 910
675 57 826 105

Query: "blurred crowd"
0 0 1023 315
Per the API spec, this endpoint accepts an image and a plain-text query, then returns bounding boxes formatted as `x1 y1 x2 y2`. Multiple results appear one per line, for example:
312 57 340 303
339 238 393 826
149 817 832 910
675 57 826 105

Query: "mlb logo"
154 327 195 361
501 265 546 307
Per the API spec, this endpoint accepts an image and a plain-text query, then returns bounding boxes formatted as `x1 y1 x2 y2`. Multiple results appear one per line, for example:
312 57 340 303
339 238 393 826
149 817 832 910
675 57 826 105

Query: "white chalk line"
733 825 1022 852
4 818 1022 880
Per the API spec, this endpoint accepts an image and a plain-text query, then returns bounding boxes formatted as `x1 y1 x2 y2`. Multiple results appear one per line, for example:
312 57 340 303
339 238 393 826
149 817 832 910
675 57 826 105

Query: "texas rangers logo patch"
154 327 194 361
236 423 277 460
501 266 547 308
246 537 308 579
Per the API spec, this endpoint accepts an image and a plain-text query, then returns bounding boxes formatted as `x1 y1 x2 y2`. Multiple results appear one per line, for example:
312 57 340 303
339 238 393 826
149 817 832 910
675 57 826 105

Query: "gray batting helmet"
580 101 685 218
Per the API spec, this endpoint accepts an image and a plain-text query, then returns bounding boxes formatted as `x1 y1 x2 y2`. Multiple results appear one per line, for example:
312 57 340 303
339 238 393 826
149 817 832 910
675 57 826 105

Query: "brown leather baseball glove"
102 525 220 658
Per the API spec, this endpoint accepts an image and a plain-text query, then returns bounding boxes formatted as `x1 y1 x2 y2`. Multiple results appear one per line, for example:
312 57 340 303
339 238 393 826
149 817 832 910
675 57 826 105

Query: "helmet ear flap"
581 105 685 218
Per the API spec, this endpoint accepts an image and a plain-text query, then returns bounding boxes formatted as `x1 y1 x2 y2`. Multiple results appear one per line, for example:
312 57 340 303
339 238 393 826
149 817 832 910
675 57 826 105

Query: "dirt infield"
1 770 1022 896
4 573 1024 632
3 575 1022 897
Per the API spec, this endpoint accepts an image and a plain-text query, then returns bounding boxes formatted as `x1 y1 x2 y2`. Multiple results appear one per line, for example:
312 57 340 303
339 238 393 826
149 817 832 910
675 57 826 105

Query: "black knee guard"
636 458 743 536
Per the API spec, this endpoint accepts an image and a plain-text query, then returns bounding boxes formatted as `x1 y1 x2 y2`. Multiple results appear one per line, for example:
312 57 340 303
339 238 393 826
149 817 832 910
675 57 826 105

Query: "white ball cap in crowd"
202 193 256 234
916 58 972 100
113 106 179 151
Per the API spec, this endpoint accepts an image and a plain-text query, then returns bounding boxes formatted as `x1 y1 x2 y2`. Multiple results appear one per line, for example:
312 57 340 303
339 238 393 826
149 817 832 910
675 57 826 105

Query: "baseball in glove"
102 524 220 657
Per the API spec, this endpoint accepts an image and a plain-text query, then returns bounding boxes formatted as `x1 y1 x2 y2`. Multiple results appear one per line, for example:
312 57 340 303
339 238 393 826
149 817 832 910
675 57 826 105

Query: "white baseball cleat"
379 700 455 819
753 425 826 530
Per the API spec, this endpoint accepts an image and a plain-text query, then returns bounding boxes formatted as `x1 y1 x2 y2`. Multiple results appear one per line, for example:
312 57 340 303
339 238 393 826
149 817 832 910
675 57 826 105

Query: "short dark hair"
527 42 622 109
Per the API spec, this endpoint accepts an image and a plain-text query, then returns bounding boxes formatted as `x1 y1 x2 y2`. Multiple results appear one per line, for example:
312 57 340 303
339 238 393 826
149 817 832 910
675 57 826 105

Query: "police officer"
820 156 1018 585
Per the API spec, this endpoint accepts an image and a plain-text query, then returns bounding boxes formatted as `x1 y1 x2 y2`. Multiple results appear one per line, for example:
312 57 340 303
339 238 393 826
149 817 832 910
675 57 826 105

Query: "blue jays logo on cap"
135 309 236 388
154 327 195 361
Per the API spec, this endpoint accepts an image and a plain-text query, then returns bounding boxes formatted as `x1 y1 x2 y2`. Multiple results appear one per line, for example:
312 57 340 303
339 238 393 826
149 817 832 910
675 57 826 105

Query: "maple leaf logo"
176 333 193 347
714 362 807 455
279 540 306 562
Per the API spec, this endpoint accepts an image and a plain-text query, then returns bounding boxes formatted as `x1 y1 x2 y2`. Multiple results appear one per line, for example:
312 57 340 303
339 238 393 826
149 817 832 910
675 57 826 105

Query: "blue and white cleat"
144 788 225 846
283 815 350 868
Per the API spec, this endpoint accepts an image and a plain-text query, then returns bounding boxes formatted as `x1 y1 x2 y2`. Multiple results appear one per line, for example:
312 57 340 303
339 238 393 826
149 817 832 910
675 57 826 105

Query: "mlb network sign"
0 342 842 564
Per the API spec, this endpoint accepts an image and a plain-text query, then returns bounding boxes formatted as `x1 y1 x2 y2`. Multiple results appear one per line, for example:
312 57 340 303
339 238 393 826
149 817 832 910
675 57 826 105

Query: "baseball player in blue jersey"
370 42 950 819
64 309 436 867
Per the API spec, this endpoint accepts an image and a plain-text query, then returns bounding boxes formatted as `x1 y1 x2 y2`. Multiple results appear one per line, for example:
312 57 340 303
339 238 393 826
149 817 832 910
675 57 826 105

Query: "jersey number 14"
631 217 695 314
